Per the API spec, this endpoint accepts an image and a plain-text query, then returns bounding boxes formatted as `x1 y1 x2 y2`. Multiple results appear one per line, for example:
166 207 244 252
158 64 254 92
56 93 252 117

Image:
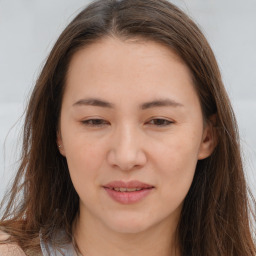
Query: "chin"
103 213 154 234
110 223 149 234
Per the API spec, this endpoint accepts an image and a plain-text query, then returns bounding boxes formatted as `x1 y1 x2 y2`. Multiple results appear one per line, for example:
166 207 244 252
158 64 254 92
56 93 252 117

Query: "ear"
198 114 218 160
57 131 66 156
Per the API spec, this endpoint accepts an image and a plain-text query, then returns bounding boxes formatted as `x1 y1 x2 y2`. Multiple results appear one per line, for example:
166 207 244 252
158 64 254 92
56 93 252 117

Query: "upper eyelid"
146 117 175 122
81 117 106 121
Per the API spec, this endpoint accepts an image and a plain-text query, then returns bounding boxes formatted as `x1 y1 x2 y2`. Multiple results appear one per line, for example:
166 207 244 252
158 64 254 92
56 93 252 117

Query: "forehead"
67 37 188 78
64 37 198 108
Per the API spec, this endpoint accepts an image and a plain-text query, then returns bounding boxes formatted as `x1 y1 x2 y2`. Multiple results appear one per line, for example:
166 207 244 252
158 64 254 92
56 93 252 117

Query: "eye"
81 119 110 127
146 118 174 127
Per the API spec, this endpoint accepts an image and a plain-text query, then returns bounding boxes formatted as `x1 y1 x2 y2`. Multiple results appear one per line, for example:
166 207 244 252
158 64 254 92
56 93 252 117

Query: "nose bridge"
107 122 146 170
118 123 137 155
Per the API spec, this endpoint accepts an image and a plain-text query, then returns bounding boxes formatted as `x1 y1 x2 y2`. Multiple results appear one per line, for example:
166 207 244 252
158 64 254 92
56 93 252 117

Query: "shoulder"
0 231 26 256
0 243 26 256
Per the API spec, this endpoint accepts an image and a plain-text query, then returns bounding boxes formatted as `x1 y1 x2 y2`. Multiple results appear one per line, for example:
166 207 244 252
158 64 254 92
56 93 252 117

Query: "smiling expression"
58 37 215 234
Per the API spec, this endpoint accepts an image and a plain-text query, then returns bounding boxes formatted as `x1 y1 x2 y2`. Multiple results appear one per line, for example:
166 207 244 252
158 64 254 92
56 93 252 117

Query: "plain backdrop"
0 0 256 201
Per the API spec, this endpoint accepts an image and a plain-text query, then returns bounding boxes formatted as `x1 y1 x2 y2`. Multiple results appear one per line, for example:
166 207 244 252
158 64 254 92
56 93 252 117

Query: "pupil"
156 119 164 125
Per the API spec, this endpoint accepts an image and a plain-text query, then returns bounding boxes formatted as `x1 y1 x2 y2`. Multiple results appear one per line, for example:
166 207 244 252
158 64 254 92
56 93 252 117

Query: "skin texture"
0 231 26 256
58 37 216 256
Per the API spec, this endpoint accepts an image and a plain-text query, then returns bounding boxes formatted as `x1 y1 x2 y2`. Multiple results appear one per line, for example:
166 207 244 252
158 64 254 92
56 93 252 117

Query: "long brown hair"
1 0 255 255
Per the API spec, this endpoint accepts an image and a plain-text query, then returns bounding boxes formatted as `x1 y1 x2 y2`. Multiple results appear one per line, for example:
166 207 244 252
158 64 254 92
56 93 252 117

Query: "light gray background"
0 0 256 201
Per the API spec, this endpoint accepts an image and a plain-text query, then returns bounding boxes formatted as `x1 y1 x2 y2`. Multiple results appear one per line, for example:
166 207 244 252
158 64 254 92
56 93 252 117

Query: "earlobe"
57 131 66 156
198 115 218 160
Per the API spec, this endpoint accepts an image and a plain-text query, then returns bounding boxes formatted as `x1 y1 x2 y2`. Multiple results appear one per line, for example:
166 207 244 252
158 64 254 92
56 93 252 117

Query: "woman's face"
58 37 215 234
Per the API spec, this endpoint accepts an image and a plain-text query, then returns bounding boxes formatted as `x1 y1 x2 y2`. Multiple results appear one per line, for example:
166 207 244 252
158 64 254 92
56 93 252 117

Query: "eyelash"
146 118 174 126
81 119 110 127
81 118 174 127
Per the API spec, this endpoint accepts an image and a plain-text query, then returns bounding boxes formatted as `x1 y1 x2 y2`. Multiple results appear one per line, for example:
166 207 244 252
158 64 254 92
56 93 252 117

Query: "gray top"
39 230 81 256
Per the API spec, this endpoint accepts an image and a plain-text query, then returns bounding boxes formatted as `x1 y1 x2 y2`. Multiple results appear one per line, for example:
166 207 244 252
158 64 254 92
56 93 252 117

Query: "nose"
107 124 147 171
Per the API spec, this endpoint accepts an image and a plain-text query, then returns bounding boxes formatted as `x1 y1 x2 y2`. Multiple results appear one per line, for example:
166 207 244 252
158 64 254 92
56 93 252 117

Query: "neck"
73 211 181 256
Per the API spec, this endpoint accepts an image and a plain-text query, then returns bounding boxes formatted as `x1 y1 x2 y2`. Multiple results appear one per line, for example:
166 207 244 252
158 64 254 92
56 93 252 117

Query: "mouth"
103 180 154 191
103 180 155 204
108 187 150 192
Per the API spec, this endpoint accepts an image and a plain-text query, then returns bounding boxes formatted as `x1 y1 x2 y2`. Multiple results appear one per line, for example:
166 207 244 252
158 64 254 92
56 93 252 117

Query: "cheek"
154 130 200 168
64 138 105 194
152 131 201 197
62 123 104 171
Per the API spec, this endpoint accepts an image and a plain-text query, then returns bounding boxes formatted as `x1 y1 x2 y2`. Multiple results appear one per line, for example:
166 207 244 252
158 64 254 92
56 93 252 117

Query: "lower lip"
104 188 153 204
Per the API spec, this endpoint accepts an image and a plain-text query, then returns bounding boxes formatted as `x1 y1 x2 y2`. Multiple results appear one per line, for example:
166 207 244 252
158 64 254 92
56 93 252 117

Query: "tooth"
126 188 137 192
113 187 143 192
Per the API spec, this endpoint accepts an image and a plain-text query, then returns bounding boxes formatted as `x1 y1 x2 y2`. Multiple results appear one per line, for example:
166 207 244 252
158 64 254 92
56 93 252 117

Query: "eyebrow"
140 99 184 109
72 97 184 109
73 98 114 108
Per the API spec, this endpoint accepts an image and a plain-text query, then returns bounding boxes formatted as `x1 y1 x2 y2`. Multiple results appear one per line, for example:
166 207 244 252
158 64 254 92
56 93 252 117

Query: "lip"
104 180 154 189
103 180 155 204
